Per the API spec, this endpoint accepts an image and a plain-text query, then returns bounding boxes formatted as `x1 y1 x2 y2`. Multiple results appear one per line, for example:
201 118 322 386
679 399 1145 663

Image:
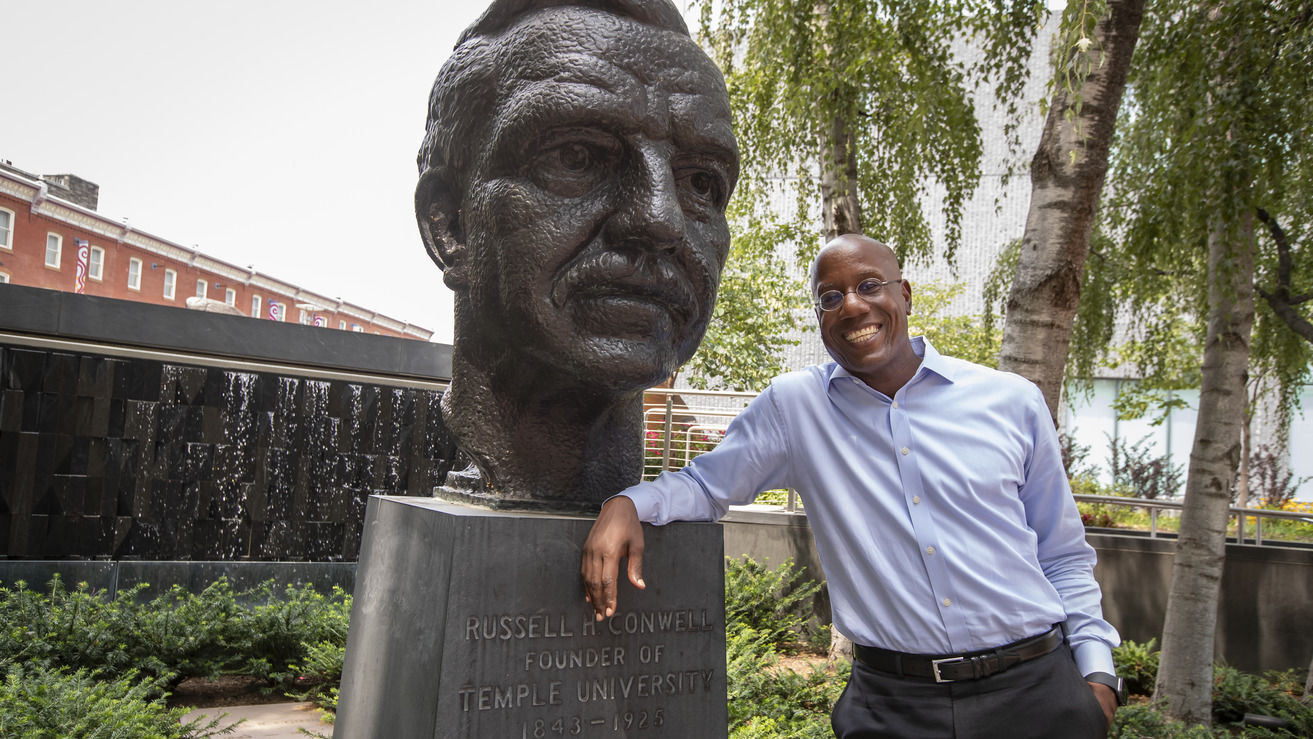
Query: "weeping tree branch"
1255 207 1313 343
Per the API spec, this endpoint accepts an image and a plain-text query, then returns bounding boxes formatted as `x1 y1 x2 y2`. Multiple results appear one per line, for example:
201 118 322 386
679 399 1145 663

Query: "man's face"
454 9 738 391
812 237 916 390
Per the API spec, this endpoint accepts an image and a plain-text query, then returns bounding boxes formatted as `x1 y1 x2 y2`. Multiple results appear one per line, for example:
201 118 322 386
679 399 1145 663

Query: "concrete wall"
2 508 1306 674
721 508 1313 675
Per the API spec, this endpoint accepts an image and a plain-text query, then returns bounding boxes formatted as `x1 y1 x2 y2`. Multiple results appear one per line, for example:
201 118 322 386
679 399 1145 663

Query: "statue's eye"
556 143 592 172
688 172 715 198
528 131 621 198
675 162 729 217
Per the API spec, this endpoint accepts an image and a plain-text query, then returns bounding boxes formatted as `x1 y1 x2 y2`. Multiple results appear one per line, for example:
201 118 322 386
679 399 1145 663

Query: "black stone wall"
0 345 448 560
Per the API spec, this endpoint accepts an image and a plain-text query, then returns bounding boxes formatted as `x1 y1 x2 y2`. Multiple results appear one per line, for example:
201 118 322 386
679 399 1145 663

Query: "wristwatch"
1084 671 1127 706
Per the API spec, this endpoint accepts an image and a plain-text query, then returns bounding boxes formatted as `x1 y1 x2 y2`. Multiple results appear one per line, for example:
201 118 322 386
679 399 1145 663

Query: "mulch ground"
166 676 299 709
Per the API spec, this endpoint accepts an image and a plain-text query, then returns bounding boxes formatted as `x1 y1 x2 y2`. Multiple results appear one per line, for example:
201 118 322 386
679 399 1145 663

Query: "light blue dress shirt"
625 337 1119 676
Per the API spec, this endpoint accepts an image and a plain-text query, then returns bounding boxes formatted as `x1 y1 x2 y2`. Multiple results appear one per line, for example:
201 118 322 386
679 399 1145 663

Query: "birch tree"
997 0 1145 421
1098 0 1313 723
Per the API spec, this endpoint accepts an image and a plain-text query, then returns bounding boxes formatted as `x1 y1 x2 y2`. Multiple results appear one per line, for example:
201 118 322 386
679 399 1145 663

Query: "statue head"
416 0 739 510
417 0 738 392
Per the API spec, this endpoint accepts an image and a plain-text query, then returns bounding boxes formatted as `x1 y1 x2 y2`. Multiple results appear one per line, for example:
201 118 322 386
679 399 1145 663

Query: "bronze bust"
415 0 739 512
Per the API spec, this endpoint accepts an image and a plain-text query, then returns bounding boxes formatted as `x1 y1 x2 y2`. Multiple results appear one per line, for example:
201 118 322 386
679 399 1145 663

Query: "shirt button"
926 546 935 555
901 447 909 455
892 401 899 409
912 496 921 504
942 598 952 607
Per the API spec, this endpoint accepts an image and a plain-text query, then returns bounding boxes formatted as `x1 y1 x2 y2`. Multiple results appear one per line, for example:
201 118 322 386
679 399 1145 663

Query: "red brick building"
0 161 432 340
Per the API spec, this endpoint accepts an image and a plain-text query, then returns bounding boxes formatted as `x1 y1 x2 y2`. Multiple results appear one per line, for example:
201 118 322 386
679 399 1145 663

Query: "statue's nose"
605 143 683 254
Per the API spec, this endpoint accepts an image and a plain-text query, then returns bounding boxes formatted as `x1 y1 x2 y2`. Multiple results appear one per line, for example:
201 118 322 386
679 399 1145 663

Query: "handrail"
641 387 1310 548
1073 494 1313 546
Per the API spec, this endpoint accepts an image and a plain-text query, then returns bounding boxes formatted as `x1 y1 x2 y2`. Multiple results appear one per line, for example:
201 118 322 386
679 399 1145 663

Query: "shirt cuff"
1071 641 1116 677
611 491 661 525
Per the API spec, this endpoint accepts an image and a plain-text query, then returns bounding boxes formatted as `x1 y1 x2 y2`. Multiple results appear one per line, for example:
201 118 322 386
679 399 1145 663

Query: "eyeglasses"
813 277 903 312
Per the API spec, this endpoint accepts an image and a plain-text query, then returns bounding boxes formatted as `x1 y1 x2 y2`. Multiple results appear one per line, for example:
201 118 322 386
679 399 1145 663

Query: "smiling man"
582 234 1125 738
416 0 738 511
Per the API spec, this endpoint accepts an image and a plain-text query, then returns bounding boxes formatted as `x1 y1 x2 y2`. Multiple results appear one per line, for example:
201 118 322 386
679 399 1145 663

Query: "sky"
2 0 515 344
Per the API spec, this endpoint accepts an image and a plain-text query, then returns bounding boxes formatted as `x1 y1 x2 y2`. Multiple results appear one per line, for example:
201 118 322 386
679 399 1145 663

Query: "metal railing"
641 387 803 513
641 386 1310 545
1074 494 1313 546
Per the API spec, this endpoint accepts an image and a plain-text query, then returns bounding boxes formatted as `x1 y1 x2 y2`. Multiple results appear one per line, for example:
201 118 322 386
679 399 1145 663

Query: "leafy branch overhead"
696 0 1046 266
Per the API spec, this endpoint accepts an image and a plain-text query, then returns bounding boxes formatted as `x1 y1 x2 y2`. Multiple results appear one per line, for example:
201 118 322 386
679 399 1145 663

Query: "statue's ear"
415 167 468 289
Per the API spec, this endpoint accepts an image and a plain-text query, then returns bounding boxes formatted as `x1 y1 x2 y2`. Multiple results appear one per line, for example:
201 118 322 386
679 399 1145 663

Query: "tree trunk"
820 111 860 666
997 0 1145 420
819 111 863 242
1305 653 1313 705
1153 212 1256 725
814 0 862 245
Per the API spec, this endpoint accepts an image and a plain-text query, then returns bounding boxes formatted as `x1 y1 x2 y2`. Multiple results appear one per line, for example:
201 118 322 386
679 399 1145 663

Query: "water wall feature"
0 284 452 561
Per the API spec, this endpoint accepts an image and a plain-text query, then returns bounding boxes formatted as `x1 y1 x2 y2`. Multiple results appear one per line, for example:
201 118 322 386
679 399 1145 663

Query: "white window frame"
0 207 14 251
352 324 363 333
224 287 236 306
196 279 207 299
0 271 10 283
163 269 177 300
45 233 62 269
339 319 346 330
251 295 262 317
88 246 105 281
128 258 142 290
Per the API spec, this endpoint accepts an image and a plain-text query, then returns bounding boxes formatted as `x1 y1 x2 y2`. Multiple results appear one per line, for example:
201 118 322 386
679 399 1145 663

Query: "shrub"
725 627 842 739
1113 639 1159 696
239 583 351 680
1211 664 1313 735
1106 433 1183 500
1238 444 1309 508
0 575 352 699
0 663 235 738
724 557 822 649
1108 641 1313 737
1111 702 1224 738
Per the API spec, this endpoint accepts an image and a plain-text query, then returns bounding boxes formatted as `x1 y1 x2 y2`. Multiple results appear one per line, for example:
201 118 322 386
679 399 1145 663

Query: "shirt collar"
824 335 960 391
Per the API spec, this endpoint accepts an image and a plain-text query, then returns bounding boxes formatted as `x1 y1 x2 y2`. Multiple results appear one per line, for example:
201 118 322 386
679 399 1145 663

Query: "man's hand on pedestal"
581 496 646 621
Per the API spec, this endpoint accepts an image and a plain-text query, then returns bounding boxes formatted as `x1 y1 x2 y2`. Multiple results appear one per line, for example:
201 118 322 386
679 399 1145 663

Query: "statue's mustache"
550 248 700 323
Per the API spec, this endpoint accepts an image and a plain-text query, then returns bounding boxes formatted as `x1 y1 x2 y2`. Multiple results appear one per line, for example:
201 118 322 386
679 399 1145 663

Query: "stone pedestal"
335 496 727 738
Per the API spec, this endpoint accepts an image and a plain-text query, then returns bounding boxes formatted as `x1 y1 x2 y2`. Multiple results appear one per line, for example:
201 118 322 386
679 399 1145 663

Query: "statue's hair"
416 0 689 179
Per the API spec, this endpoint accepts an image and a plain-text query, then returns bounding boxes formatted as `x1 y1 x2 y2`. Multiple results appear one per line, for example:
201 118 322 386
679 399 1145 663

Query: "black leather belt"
852 625 1063 683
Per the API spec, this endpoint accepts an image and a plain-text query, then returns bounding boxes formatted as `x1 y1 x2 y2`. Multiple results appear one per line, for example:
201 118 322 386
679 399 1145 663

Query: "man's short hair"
416 0 691 223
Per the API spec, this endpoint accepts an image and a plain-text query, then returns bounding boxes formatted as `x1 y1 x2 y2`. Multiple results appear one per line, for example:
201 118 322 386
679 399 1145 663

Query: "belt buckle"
931 656 965 683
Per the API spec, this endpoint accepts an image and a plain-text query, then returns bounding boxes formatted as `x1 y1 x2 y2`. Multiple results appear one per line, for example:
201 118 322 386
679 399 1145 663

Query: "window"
271 302 285 321
0 272 9 283
339 320 346 330
128 258 142 290
196 279 207 299
163 269 176 300
45 233 62 268
299 310 313 325
0 208 13 250
88 246 105 280
351 324 363 332
224 288 236 306
251 295 262 317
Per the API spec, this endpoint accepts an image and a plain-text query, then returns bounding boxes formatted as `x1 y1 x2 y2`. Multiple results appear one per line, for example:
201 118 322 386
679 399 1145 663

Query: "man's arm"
581 496 646 621
579 384 794 620
1017 386 1121 728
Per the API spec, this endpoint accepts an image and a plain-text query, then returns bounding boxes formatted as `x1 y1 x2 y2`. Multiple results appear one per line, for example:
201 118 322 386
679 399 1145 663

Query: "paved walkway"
179 702 331 738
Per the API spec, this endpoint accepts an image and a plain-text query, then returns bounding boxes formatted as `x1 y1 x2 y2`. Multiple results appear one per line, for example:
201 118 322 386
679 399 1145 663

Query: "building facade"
0 162 432 341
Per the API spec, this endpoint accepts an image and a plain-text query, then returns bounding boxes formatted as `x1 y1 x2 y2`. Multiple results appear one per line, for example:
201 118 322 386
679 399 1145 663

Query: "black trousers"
830 644 1109 739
